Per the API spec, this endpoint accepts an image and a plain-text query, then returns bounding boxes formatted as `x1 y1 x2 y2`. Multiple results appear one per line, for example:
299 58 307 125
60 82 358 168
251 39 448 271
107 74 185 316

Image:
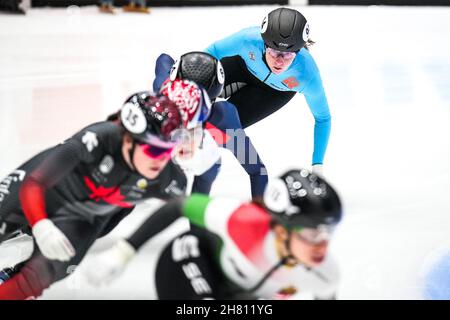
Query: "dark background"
29 0 450 7
310 0 450 6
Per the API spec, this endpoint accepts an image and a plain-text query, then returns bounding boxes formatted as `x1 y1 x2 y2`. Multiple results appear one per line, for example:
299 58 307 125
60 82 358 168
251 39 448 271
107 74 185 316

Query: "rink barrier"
30 0 450 7
31 0 288 7
309 0 450 5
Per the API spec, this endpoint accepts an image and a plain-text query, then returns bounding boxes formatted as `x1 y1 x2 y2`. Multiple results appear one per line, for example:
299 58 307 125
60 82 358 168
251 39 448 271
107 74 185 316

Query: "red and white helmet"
160 79 212 130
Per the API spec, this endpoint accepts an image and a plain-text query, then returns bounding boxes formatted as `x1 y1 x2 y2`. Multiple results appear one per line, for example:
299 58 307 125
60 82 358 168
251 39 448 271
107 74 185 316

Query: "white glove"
32 219 75 262
312 164 324 176
84 239 136 287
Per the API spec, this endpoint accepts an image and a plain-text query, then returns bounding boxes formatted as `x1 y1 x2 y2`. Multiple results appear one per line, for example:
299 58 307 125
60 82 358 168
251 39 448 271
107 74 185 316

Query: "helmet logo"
261 15 268 34
121 102 147 134
285 175 307 199
263 178 290 213
169 59 181 81
217 61 225 85
99 155 114 174
81 131 98 153
302 22 310 42
201 88 212 116
278 42 289 47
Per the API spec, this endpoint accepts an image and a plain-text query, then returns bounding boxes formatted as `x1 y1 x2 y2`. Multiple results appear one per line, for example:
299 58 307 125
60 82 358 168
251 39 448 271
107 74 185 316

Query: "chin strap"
262 47 270 70
241 256 289 295
127 140 137 173
238 233 296 295
284 231 297 264
229 235 293 296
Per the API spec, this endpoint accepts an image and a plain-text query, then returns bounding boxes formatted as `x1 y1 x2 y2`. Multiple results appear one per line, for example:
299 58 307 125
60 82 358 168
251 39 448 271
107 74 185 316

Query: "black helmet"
169 51 225 99
261 7 310 52
263 169 342 230
120 92 182 148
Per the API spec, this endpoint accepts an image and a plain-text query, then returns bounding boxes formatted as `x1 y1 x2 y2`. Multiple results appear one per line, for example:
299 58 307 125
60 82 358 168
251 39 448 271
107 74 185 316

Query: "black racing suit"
219 55 297 128
154 226 236 300
126 201 238 300
0 121 186 298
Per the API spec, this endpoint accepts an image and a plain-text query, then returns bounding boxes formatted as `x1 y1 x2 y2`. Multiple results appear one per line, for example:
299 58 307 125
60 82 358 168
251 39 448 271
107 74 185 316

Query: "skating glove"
32 219 75 262
312 164 323 176
84 239 136 287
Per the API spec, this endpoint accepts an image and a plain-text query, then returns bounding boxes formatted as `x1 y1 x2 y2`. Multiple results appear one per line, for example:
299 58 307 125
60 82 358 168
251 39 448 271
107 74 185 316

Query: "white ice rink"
1 4 450 299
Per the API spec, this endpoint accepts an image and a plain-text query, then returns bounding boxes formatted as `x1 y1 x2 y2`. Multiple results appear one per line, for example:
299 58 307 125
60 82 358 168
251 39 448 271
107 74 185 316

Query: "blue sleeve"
153 53 174 93
303 72 331 165
205 29 247 60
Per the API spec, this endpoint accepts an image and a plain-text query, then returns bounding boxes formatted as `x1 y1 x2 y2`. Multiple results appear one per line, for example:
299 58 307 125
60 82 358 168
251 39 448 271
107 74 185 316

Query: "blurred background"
1 0 450 299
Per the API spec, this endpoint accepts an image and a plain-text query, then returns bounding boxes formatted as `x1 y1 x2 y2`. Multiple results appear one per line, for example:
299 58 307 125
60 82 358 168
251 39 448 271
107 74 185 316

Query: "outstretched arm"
84 194 213 287
20 122 117 262
20 141 83 226
126 199 184 250
303 73 331 169
19 140 89 262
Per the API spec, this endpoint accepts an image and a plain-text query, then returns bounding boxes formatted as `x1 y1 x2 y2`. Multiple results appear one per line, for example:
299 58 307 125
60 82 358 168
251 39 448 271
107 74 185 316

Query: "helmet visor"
266 47 297 60
172 126 203 148
136 140 174 160
292 226 334 245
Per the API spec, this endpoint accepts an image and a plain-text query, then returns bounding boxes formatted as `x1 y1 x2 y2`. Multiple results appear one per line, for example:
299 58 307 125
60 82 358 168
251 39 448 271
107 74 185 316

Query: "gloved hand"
32 219 75 262
83 239 136 287
312 164 324 176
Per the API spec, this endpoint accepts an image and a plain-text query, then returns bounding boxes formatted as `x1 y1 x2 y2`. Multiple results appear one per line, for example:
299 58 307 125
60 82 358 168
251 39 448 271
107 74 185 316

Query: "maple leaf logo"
84 176 133 208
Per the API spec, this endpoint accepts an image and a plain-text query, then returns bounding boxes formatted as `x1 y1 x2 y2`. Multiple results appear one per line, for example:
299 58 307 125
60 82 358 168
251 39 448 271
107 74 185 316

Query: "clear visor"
266 47 297 60
293 226 334 245
172 126 204 148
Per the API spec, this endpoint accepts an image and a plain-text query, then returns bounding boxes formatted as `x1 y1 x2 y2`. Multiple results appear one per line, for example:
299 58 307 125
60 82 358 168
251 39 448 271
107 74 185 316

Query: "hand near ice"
83 239 136 287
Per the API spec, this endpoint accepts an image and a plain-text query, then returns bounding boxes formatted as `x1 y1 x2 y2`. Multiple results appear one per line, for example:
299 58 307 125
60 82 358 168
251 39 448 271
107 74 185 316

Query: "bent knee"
209 101 242 130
